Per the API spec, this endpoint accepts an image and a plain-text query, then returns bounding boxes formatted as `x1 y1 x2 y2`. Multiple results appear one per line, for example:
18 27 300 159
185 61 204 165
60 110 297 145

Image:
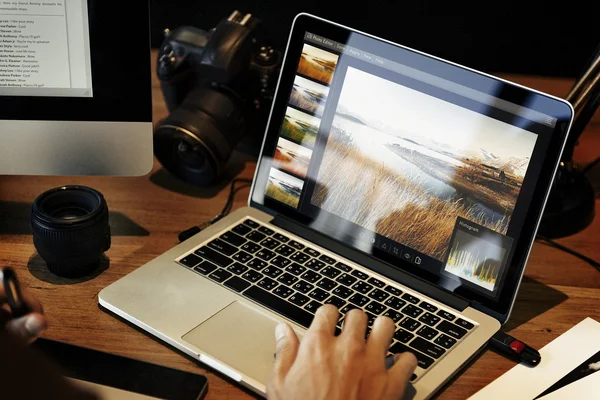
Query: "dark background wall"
149 1 599 79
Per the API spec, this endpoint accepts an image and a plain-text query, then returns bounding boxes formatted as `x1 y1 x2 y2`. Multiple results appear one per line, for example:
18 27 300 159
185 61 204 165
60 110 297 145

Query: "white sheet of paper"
537 370 600 399
468 317 600 400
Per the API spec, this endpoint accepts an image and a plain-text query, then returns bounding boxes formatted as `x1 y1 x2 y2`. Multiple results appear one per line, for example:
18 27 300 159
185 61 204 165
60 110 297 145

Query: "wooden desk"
1 56 599 399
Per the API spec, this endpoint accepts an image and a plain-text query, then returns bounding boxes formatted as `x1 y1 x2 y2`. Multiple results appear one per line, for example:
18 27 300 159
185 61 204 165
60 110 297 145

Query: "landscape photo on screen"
266 167 304 208
289 75 329 116
311 67 538 261
273 137 313 179
297 43 338 85
279 106 321 149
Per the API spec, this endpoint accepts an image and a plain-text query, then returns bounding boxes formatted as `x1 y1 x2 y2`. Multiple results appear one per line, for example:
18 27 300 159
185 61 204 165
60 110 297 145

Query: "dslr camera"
154 11 282 186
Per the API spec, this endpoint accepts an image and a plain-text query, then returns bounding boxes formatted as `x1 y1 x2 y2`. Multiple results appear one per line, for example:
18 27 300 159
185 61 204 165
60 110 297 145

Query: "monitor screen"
0 0 93 97
251 16 572 317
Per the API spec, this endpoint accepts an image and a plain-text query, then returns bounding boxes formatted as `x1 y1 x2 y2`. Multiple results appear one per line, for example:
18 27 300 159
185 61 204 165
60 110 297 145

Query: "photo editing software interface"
0 0 92 97
263 31 557 300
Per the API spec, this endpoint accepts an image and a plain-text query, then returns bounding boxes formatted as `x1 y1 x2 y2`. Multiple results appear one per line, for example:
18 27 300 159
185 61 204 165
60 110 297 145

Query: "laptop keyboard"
176 218 477 380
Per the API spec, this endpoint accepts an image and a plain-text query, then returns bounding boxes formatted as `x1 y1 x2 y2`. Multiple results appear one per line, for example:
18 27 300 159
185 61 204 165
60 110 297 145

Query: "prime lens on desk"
30 186 111 278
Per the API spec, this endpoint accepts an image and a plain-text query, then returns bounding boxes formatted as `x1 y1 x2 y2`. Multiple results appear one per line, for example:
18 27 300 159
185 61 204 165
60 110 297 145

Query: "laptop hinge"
272 215 470 312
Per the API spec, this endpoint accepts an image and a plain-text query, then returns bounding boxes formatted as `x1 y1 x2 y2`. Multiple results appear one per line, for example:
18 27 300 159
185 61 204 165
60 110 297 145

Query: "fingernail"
25 316 45 336
275 323 287 342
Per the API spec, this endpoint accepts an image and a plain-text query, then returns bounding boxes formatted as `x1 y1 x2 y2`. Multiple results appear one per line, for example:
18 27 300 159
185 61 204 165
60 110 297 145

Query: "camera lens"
30 186 111 278
154 87 246 186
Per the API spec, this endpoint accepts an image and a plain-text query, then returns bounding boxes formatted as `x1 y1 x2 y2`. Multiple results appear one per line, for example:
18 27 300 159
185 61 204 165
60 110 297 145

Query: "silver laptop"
99 13 573 399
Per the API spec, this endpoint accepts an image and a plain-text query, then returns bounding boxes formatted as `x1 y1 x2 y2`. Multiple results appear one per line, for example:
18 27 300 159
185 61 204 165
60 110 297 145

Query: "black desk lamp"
538 43 600 238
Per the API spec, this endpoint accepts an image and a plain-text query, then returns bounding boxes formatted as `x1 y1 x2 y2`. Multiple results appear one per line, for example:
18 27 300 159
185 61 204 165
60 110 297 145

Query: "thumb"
5 313 48 343
273 323 300 380
384 352 418 399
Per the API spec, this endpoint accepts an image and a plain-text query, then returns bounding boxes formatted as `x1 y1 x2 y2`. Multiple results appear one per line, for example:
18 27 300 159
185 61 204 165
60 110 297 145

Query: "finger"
384 352 418 399
0 277 43 315
272 323 300 379
308 304 339 336
340 308 368 341
367 315 395 357
5 312 48 343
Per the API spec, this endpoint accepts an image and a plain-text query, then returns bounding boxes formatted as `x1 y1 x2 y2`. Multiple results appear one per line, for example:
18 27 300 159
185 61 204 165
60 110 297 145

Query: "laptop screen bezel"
249 13 573 321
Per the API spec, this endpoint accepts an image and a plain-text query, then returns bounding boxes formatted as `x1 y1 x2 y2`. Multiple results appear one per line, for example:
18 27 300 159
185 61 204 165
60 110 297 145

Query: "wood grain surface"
0 51 598 399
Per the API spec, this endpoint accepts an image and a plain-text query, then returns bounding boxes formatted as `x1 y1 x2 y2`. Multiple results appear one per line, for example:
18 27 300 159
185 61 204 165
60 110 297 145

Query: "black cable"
178 178 252 242
582 156 600 175
536 235 600 272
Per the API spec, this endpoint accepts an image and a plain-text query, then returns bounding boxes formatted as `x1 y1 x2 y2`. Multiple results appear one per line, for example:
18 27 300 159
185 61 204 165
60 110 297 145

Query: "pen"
1 267 31 318
489 331 541 367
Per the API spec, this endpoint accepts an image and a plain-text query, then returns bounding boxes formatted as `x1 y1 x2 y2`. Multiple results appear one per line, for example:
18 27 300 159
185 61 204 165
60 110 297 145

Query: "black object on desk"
1 266 31 318
489 331 541 367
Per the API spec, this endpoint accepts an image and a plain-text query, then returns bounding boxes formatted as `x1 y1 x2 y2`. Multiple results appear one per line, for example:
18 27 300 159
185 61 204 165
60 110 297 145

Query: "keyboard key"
385 296 406 310
243 286 313 328
320 266 341 279
256 249 276 261
437 321 467 339
410 337 445 359
317 277 337 291
437 310 456 321
393 329 414 343
384 286 402 296
301 270 321 283
242 270 263 283
340 304 358 315
247 230 266 243
333 285 352 299
277 272 298 286
434 334 457 349
336 273 358 287
288 240 304 250
273 233 289 242
401 293 420 304
351 270 368 280
232 223 252 236
243 219 259 229
220 231 246 247
179 254 202 268
224 276 251 292
232 251 253 264
208 268 232 283
208 239 237 256
286 263 306 276
416 325 438 340
290 252 310 264
193 261 218 275
260 237 280 250
400 317 420 331
304 300 322 313
319 254 336 265
305 259 326 271
367 277 385 288
366 312 377 326
352 281 373 294
455 318 475 330
420 301 437 313
419 312 441 326
273 286 294 299
303 247 320 257
241 242 260 253
226 262 248 275
271 255 291 268
257 277 278 291
403 304 423 318
293 281 313 294
263 266 283 278
368 288 389 302
275 244 295 257
365 301 386 315
325 295 345 308
247 259 268 271
195 247 234 267
289 293 310 307
258 226 274 236
309 288 329 301
335 262 352 272
348 293 369 307
383 310 403 323
390 342 434 369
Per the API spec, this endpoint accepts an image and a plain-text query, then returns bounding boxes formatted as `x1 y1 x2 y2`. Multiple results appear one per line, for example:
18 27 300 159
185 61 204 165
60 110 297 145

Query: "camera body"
154 11 281 186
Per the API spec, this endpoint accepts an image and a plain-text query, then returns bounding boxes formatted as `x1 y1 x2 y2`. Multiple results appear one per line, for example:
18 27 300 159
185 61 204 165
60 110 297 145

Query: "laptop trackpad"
182 301 300 384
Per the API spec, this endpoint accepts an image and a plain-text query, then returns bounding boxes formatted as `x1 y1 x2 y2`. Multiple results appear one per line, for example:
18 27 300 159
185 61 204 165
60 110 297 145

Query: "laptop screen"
251 15 572 316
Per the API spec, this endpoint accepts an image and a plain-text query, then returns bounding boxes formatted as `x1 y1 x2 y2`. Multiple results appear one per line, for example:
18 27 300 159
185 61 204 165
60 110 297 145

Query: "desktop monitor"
0 0 153 176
